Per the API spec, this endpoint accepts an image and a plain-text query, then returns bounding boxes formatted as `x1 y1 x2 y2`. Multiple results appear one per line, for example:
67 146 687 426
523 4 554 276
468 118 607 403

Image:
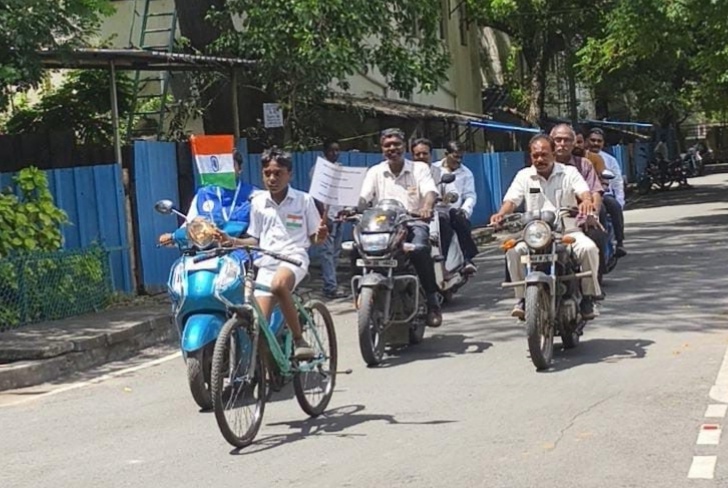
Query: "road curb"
0 314 176 392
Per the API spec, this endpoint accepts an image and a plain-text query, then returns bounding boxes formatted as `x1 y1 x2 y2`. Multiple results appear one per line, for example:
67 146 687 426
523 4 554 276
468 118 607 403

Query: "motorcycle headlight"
214 256 242 294
359 233 390 252
186 217 217 249
168 261 184 296
524 221 552 249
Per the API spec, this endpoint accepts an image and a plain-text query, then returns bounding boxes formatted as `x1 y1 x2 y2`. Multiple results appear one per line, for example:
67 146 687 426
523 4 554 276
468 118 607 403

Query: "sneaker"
580 297 597 321
615 245 627 258
463 261 478 274
294 338 316 360
426 306 443 327
511 299 525 320
324 289 349 299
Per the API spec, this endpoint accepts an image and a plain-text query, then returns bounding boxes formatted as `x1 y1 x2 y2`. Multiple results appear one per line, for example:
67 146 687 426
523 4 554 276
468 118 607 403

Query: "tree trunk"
525 37 547 125
565 49 579 123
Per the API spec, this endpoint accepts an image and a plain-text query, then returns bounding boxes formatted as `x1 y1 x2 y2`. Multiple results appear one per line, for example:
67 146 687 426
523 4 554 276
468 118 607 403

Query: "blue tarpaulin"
466 120 542 134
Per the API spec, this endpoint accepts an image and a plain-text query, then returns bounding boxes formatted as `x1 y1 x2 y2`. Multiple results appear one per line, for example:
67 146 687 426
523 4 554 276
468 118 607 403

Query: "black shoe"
594 291 606 301
324 289 349 299
615 245 627 258
511 299 525 320
426 303 442 327
580 297 597 321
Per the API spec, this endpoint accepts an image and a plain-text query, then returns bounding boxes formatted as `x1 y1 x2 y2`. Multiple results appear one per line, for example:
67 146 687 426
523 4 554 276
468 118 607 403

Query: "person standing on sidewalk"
311 139 349 299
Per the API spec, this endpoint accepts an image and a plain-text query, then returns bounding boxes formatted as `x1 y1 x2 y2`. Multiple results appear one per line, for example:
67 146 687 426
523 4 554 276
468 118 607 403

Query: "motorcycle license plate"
521 254 554 264
357 258 397 268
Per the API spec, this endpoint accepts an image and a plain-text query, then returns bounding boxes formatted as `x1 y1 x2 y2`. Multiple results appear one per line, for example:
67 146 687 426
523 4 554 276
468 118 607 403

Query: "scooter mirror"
439 173 456 184
154 199 175 214
445 191 459 204
601 170 616 181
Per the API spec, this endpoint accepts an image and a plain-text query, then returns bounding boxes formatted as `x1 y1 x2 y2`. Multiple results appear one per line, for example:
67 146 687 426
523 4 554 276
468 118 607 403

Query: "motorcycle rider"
158 149 259 246
587 128 627 257
490 134 602 320
218 147 329 360
358 128 442 327
433 141 479 274
550 124 609 284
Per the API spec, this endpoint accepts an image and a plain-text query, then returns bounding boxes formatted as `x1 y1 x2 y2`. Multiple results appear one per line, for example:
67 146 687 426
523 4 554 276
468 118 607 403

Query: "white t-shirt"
432 158 478 218
247 187 321 268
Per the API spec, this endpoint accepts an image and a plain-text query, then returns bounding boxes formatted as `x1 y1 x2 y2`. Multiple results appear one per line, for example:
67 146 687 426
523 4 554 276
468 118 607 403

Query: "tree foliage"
0 0 114 107
203 0 451 148
3 70 134 144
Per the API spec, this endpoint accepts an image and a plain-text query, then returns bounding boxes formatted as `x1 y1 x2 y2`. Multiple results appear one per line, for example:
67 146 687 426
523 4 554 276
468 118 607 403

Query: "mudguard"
357 273 393 290
525 271 552 291
181 313 226 352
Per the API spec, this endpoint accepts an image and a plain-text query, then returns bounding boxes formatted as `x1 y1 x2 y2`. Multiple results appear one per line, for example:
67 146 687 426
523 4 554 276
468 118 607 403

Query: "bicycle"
201 245 338 448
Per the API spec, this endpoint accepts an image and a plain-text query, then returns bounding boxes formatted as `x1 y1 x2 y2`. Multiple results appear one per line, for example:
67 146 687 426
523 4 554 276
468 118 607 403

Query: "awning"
36 48 256 71
323 94 484 123
465 120 541 134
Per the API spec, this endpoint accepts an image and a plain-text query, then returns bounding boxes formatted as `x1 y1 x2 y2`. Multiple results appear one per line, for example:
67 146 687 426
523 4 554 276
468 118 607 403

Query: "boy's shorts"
254 260 308 297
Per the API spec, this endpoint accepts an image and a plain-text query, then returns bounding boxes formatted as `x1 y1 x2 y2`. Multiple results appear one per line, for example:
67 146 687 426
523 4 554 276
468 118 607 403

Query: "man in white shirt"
587 128 627 257
490 134 601 320
433 141 480 273
221 148 328 359
358 128 442 327
310 140 349 299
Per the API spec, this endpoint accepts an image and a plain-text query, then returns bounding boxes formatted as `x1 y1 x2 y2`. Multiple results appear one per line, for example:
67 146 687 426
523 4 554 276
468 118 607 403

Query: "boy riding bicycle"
217 148 328 360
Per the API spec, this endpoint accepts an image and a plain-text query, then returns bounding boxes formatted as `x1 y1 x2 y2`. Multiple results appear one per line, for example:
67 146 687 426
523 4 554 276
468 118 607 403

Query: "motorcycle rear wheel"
357 288 385 366
187 345 213 411
525 285 554 371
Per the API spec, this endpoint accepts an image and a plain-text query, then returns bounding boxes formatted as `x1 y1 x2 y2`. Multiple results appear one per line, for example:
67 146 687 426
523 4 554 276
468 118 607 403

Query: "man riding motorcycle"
357 128 442 327
490 134 602 320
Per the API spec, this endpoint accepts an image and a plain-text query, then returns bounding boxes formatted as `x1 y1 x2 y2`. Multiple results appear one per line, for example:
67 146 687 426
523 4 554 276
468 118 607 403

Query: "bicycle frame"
214 260 329 379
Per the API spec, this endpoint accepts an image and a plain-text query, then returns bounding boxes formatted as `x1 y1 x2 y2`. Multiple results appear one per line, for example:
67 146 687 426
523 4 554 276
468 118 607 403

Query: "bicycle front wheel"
293 300 338 417
211 315 267 448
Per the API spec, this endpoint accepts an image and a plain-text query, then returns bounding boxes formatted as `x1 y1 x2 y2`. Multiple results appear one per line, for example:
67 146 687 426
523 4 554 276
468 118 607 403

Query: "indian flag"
190 134 236 189
285 214 303 229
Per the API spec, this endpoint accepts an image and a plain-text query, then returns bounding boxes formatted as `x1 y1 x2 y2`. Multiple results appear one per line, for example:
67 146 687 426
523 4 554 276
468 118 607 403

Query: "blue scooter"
154 199 282 410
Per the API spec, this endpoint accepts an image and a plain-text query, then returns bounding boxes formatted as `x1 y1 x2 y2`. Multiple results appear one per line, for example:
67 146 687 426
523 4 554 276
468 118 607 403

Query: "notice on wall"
263 103 283 128
309 157 367 208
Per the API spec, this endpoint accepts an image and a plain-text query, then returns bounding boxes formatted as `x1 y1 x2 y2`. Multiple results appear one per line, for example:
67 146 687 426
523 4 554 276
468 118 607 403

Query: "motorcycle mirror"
439 173 456 184
445 191 459 204
154 199 175 214
601 170 616 181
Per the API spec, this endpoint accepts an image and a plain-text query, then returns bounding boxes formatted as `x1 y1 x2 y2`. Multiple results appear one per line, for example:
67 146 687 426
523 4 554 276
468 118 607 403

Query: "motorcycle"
637 157 688 195
501 208 592 371
680 145 707 177
154 199 282 410
599 170 621 283
431 172 471 304
343 199 429 366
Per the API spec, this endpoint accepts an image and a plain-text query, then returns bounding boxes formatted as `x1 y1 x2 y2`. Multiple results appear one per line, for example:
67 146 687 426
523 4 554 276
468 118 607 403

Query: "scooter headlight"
168 261 184 296
359 233 390 252
214 256 242 294
524 221 552 250
186 217 217 249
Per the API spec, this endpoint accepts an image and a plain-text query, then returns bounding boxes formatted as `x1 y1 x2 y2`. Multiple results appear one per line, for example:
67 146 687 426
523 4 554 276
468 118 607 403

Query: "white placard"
263 103 283 128
309 157 367 208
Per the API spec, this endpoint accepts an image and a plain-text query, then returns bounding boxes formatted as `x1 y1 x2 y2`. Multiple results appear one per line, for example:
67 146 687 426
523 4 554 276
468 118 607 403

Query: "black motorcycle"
501 210 591 371
344 199 429 366
637 157 688 195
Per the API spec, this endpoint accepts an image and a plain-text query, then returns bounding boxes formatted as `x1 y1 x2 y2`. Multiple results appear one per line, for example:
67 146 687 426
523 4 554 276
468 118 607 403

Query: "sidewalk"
0 227 495 392
0 299 173 391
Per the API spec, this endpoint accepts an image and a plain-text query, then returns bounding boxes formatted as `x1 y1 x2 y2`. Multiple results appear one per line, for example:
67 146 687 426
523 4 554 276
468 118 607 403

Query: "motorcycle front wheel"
186 345 213 411
357 287 385 366
525 285 554 371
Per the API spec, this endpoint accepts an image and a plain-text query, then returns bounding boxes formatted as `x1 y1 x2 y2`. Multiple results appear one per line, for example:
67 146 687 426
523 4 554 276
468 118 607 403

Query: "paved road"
2 174 728 488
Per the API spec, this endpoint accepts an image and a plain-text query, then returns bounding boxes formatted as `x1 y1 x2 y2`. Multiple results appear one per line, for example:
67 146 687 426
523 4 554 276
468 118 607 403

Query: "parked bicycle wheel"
293 300 338 417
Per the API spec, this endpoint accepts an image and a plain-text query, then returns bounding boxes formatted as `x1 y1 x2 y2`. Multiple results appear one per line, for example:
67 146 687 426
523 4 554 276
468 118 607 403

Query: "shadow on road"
379 333 493 368
230 404 456 455
548 338 655 372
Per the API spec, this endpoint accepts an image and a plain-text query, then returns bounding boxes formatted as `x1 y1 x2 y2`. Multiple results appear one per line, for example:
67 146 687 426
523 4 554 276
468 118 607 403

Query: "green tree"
0 0 114 108
3 70 134 144
175 0 451 148
465 0 610 124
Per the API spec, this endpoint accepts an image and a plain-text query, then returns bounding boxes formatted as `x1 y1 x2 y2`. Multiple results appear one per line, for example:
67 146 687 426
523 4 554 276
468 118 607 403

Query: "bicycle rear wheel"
293 300 338 417
211 315 267 448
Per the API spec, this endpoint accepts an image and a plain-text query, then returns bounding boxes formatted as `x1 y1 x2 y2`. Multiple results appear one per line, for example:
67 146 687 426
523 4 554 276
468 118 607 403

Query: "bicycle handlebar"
191 245 303 267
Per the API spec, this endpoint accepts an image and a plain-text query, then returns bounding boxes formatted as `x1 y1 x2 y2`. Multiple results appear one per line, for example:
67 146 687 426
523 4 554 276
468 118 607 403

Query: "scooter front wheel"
187 345 213 411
